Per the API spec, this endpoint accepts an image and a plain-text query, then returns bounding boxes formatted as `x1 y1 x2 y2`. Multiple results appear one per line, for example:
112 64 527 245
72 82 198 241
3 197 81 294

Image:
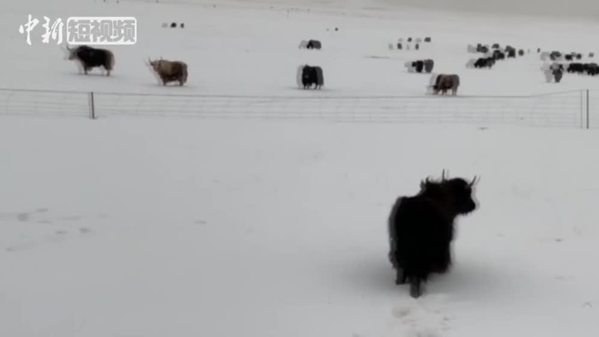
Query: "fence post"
89 91 96 120
586 89 590 129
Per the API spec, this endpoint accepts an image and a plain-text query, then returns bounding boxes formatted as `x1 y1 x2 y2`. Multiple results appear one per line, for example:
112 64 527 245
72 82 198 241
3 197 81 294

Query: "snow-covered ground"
2 118 599 337
2 1 599 337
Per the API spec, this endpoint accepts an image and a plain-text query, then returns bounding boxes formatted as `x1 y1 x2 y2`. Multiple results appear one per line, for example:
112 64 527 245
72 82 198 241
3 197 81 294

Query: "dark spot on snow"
17 213 30 222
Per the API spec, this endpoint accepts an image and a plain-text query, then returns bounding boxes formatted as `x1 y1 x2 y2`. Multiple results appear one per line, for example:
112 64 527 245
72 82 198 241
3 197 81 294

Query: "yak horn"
469 175 479 186
441 169 448 180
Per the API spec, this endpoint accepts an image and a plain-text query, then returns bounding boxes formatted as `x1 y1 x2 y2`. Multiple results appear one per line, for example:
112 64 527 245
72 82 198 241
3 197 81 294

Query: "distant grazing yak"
474 57 495 69
298 40 309 48
423 59 434 73
431 74 460 95
148 58 188 86
306 40 322 49
505 47 516 58
388 172 478 297
492 50 505 60
567 63 584 74
549 51 562 61
407 59 434 73
549 63 564 83
585 63 599 76
476 44 489 54
298 65 324 89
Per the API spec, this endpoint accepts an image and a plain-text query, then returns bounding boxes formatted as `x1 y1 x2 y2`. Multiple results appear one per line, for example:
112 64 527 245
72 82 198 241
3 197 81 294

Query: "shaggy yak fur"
432 74 460 95
67 45 114 76
149 59 188 86
300 65 324 89
388 172 478 297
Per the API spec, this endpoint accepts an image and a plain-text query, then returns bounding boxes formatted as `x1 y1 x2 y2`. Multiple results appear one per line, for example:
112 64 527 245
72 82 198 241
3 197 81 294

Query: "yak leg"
395 268 407 285
409 279 423 298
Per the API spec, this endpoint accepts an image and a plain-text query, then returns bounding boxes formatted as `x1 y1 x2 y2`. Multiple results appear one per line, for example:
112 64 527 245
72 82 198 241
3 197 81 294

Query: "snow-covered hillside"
2 0 599 96
2 1 599 337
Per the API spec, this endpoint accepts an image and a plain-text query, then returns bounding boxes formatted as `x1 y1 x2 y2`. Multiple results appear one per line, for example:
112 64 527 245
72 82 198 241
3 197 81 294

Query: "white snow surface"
2 0 599 336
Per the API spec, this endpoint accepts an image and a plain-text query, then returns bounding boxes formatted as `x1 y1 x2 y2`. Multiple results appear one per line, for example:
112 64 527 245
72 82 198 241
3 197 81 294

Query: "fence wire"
0 88 592 128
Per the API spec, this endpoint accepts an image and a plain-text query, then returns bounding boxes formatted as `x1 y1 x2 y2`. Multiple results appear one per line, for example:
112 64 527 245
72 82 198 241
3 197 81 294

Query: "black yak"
431 74 460 95
306 40 322 49
67 45 114 76
584 63 599 76
411 60 424 73
423 59 434 73
492 50 505 60
476 44 489 53
474 57 495 69
299 65 324 89
388 172 478 297
567 63 584 74
148 58 188 86
407 60 434 73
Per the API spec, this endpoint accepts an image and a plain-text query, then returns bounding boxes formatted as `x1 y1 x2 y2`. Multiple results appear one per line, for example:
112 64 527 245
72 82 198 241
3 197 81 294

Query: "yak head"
66 45 85 60
419 170 478 216
148 58 162 72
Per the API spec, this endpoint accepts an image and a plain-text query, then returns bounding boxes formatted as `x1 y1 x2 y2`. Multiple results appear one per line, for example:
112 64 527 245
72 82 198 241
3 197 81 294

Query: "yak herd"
66 38 596 96
64 39 459 95
469 43 597 83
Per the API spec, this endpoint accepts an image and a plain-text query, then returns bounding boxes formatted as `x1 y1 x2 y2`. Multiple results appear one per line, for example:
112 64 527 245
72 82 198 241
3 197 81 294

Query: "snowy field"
2 0 599 337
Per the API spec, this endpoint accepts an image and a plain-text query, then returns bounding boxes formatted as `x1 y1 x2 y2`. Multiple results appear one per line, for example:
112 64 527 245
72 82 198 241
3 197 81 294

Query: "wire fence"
0 87 594 128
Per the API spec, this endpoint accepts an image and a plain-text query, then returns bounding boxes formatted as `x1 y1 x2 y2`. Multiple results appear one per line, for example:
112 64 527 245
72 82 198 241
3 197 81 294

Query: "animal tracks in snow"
0 208 98 252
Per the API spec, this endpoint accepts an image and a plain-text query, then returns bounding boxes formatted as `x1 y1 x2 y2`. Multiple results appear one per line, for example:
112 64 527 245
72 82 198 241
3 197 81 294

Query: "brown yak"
148 58 188 86
431 74 460 95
